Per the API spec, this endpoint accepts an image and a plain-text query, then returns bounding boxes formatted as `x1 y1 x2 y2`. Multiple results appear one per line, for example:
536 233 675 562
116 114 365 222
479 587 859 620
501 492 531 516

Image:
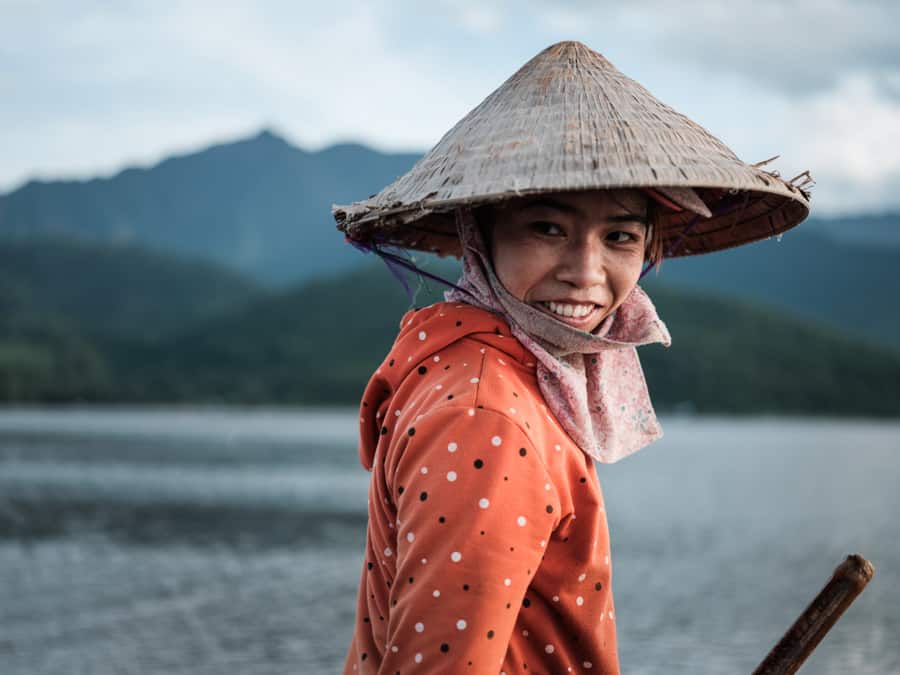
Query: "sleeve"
379 406 562 673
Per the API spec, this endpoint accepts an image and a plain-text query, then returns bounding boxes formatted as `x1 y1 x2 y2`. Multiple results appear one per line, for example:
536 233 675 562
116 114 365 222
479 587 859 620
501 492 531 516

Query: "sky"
2 0 899 215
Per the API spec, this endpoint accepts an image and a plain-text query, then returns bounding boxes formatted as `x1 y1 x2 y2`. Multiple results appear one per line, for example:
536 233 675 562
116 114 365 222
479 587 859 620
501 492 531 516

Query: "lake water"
1 407 898 674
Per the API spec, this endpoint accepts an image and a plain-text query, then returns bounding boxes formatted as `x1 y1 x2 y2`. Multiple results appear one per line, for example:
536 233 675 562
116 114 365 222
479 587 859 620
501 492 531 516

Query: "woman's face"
489 189 648 332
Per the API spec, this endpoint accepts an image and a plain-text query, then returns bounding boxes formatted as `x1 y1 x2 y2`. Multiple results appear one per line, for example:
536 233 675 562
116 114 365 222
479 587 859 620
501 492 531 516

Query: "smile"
543 301 595 318
535 300 602 330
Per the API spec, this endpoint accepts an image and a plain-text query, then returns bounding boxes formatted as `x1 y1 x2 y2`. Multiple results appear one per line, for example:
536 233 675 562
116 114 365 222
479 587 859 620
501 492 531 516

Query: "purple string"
346 236 472 301
639 194 748 279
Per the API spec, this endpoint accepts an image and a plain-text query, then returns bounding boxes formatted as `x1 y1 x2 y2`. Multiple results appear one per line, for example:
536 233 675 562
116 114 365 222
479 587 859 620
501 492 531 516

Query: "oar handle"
753 554 874 675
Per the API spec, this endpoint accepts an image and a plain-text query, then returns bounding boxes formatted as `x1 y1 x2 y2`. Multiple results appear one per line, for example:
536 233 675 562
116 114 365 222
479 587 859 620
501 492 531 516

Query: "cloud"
534 0 900 98
1 0 897 214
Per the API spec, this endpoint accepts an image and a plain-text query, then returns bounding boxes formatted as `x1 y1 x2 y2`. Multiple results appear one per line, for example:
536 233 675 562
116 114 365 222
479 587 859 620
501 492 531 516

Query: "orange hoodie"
344 301 619 675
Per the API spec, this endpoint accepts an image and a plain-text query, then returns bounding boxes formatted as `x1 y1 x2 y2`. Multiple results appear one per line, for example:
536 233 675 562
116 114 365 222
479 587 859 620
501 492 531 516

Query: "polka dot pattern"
345 302 618 674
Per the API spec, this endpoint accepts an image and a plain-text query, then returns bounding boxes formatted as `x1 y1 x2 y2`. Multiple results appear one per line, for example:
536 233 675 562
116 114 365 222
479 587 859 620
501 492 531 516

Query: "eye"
530 221 564 236
606 230 637 243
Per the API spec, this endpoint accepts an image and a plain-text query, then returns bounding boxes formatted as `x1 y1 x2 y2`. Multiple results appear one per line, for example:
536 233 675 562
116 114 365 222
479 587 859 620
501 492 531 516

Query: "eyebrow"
520 198 648 224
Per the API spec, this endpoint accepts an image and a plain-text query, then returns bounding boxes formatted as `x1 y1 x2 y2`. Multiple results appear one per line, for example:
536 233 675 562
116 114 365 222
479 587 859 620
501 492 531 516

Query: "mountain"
656 230 900 349
0 130 421 285
2 129 899 350
0 238 263 342
99 263 900 416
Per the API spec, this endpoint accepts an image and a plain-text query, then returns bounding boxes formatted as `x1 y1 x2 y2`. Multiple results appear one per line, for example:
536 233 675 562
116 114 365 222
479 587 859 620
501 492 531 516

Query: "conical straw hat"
333 41 811 258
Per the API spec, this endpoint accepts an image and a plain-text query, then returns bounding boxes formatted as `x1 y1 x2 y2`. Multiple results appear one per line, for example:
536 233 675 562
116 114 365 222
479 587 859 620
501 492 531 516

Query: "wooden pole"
753 554 874 675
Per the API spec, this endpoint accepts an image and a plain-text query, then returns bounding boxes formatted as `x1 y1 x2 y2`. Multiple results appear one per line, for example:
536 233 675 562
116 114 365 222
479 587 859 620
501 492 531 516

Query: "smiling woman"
332 40 810 674
486 190 653 333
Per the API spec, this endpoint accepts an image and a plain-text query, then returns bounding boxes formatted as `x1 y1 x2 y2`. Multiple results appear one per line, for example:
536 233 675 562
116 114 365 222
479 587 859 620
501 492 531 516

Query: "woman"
334 41 810 674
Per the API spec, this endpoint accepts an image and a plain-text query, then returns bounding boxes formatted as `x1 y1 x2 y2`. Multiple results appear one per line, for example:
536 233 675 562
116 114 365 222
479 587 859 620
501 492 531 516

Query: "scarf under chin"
444 208 672 464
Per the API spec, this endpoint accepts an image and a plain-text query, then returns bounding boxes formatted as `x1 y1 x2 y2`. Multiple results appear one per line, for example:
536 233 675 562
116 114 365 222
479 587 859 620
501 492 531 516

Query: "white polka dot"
448 442 458 452
576 596 584 606
509 407 516 414
384 547 392 557
605 555 610 565
433 355 440 362
469 377 480 384
584 662 593 669
478 498 490 509
456 619 467 630
391 645 398 653
522 629 529 637
539 540 546 547
609 610 615 620
545 483 551 491
395 410 401 416
516 516 527 527
468 408 475 416
407 531 415 542
578 573 586 582
415 653 423 663
420 466 428 474
554 444 561 451
421 558 427 564
552 595 559 602
433 589 440 597
545 644 555 654
414 622 424 632
447 471 457 482
418 331 427 340
435 384 443 390
450 551 462 562
498 358 506 365
491 436 502 446
504 578 512 587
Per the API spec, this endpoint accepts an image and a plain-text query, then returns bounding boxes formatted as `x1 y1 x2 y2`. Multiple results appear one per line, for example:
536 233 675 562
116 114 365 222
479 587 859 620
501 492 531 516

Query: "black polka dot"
362 653 368 661
519 448 527 456
579 477 587 483
455 321 462 326
367 562 373 570
418 366 427 375
506 603 511 609
487 630 494 639
462 584 469 591
363 401 368 407
503 476 509 481
363 617 370 623
381 426 388 435
591 357 597 364
389 359 395 366
522 598 531 608
473 459 483 469
595 582 603 591
438 516 446 523
546 505 553 513
409 576 414 583
480 530 485 535
407 427 415 437
398 486 405 495
420 491 428 501
440 643 450 653
446 394 454 400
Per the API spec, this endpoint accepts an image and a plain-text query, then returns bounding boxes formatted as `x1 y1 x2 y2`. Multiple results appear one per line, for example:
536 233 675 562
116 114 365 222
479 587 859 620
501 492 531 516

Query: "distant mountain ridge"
0 130 420 285
2 129 899 350
1 238 898 415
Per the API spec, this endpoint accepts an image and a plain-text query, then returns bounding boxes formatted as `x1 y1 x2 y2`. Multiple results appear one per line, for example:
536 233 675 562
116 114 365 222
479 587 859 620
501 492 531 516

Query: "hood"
357 302 528 471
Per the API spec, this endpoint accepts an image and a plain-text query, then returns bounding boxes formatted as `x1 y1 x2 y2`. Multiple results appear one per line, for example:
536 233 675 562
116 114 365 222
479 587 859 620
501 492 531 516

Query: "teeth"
545 301 595 319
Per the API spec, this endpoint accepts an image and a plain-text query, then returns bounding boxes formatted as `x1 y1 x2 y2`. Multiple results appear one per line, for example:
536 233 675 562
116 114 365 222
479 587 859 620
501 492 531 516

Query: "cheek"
491 237 553 302
608 252 645 299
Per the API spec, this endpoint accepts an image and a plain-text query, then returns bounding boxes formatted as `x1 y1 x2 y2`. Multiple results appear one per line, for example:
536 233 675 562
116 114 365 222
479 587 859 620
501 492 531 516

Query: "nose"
555 237 608 289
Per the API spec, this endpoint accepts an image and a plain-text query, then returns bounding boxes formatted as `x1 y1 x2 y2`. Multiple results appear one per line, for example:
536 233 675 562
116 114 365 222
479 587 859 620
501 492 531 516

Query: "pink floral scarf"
444 208 671 463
